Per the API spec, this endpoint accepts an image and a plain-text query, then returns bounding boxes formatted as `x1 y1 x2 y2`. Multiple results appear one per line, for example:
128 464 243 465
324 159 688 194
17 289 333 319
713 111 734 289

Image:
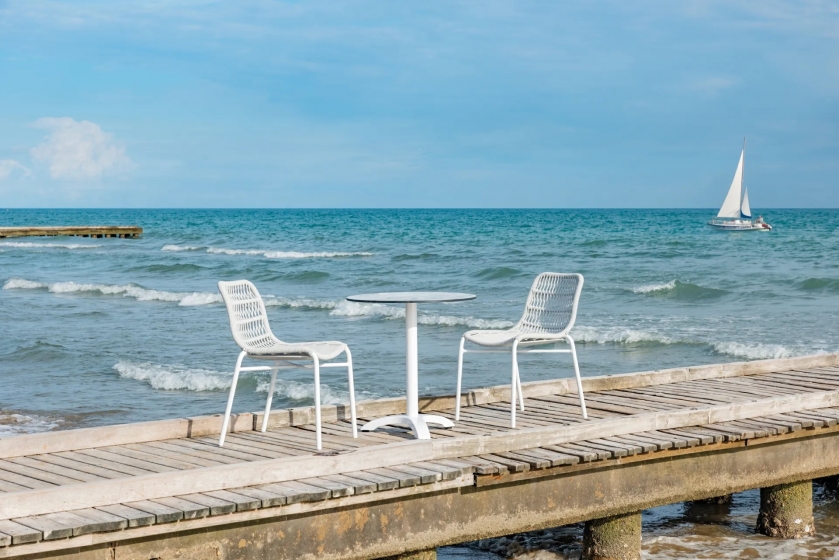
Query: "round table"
346 291 476 439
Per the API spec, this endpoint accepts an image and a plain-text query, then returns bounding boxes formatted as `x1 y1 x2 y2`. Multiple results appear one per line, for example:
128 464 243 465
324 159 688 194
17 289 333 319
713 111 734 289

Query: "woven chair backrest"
514 272 584 336
218 280 280 353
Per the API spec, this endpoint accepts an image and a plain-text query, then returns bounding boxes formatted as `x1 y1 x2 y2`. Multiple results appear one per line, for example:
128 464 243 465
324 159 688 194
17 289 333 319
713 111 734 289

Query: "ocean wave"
0 241 101 250
161 244 204 252
115 361 232 391
163 244 371 258
632 280 677 294
330 301 515 329
207 247 373 259
3 277 222 306
631 280 726 300
114 361 350 403
795 277 839 293
0 411 62 438
255 379 350 405
264 296 337 310
711 341 795 360
573 326 675 345
475 266 524 280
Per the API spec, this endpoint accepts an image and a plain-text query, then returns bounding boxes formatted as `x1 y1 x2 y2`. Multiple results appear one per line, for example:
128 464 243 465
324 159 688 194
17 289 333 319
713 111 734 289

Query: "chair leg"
261 364 279 432
455 337 466 421
568 337 588 419
345 347 358 438
516 359 525 412
511 341 519 428
219 351 246 447
312 355 322 450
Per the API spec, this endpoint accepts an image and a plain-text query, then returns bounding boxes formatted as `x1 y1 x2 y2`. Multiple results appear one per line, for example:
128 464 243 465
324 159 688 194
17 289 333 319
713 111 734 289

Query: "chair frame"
455 272 588 428
217 280 357 450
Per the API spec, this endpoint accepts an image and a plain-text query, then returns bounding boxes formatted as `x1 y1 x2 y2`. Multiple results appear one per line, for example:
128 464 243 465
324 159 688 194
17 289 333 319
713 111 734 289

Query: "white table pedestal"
360 302 454 439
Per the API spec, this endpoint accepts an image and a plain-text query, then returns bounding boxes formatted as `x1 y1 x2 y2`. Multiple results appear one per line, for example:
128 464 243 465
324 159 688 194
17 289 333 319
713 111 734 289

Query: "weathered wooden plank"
63 508 128 535
202 490 262 512
264 481 330 503
224 486 287 508
0 520 41 545
6 456 105 483
321 474 377 495
95 504 155 528
121 500 183 523
176 493 236 516
346 470 401 491
149 497 209 520
12 515 74 540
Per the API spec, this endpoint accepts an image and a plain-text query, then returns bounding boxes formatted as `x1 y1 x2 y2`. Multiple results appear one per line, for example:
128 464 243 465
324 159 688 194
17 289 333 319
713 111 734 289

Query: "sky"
0 1 837 208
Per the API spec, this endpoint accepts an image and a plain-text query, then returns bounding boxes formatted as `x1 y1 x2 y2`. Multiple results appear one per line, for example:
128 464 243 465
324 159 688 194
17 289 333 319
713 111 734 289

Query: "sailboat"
707 139 772 231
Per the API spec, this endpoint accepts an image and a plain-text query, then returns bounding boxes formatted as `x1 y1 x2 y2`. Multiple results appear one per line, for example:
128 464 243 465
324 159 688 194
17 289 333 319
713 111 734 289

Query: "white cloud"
30 117 132 180
0 160 32 180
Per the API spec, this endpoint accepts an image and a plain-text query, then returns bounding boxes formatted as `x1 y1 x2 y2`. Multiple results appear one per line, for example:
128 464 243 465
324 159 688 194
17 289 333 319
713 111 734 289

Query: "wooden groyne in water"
1 353 839 559
0 226 141 239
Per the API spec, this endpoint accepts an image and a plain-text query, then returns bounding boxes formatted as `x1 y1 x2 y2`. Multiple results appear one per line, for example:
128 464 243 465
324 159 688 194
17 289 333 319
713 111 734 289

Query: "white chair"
456 272 587 428
217 280 357 450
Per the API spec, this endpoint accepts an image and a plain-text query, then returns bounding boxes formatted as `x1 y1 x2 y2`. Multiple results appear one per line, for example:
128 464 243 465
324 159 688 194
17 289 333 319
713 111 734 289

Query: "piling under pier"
0 226 142 239
2 353 839 559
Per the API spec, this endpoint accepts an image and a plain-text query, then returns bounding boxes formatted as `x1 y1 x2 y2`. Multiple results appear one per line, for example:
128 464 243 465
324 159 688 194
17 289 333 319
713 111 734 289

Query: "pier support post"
381 549 436 560
756 480 815 538
582 511 641 560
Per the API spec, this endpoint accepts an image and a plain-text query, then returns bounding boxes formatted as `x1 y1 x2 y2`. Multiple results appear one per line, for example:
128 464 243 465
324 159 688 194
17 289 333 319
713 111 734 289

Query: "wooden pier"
0 226 141 239
2 353 839 559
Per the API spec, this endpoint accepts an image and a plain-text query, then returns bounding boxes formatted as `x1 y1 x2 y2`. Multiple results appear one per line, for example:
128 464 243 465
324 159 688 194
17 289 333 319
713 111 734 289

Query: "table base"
360 414 454 439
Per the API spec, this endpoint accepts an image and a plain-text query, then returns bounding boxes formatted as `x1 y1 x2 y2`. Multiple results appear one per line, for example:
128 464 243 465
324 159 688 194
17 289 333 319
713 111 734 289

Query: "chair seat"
464 329 571 348
247 341 347 361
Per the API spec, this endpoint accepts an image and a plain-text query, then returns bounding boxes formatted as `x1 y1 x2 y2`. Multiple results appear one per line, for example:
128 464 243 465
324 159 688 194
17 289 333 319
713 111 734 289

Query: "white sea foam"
3 277 222 306
115 361 349 402
632 280 676 294
255 379 350 405
573 326 676 345
161 244 204 252
3 278 47 290
0 412 62 438
263 296 338 310
206 247 373 259
712 341 794 360
329 301 514 329
115 361 232 391
0 241 101 250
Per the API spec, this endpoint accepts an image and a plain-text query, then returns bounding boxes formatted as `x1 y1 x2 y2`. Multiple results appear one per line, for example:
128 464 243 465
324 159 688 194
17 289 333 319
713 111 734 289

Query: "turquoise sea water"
1 208 838 558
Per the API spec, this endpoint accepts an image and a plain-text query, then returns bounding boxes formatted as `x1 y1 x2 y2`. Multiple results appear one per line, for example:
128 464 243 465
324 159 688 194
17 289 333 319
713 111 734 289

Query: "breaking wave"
163 244 372 259
161 244 203 252
114 361 350 403
573 326 675 345
0 241 101 250
0 411 63 438
795 277 839 293
330 301 515 329
631 280 726 300
711 341 795 361
574 325 806 361
2 277 222 306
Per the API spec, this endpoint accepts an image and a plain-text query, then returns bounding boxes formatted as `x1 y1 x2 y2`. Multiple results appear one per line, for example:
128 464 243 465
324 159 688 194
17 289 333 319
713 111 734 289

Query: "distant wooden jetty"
1 353 838 559
0 226 142 239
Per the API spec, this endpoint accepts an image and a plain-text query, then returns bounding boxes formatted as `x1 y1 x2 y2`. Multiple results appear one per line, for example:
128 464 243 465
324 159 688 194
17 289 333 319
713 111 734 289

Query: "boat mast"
742 137 746 214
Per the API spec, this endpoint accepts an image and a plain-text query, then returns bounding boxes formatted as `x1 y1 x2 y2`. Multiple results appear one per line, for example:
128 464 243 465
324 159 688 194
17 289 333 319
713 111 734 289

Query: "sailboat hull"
707 219 772 231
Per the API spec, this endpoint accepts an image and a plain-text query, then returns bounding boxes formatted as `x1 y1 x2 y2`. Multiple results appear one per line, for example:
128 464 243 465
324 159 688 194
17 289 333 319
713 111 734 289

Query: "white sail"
717 149 744 218
740 187 752 218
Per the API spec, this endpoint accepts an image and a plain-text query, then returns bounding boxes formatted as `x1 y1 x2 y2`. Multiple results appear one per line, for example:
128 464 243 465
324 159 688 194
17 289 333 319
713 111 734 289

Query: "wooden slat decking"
2 355 839 554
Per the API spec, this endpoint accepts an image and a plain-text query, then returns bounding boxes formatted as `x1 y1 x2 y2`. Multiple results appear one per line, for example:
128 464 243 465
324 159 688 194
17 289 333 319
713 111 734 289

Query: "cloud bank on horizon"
0 1 836 207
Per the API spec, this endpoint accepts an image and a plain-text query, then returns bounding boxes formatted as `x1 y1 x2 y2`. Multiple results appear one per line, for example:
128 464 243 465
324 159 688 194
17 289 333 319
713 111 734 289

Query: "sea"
1 208 838 558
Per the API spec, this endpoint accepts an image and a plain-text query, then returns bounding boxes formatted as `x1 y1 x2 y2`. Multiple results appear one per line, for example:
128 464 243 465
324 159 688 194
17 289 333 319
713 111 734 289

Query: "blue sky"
0 1 837 208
